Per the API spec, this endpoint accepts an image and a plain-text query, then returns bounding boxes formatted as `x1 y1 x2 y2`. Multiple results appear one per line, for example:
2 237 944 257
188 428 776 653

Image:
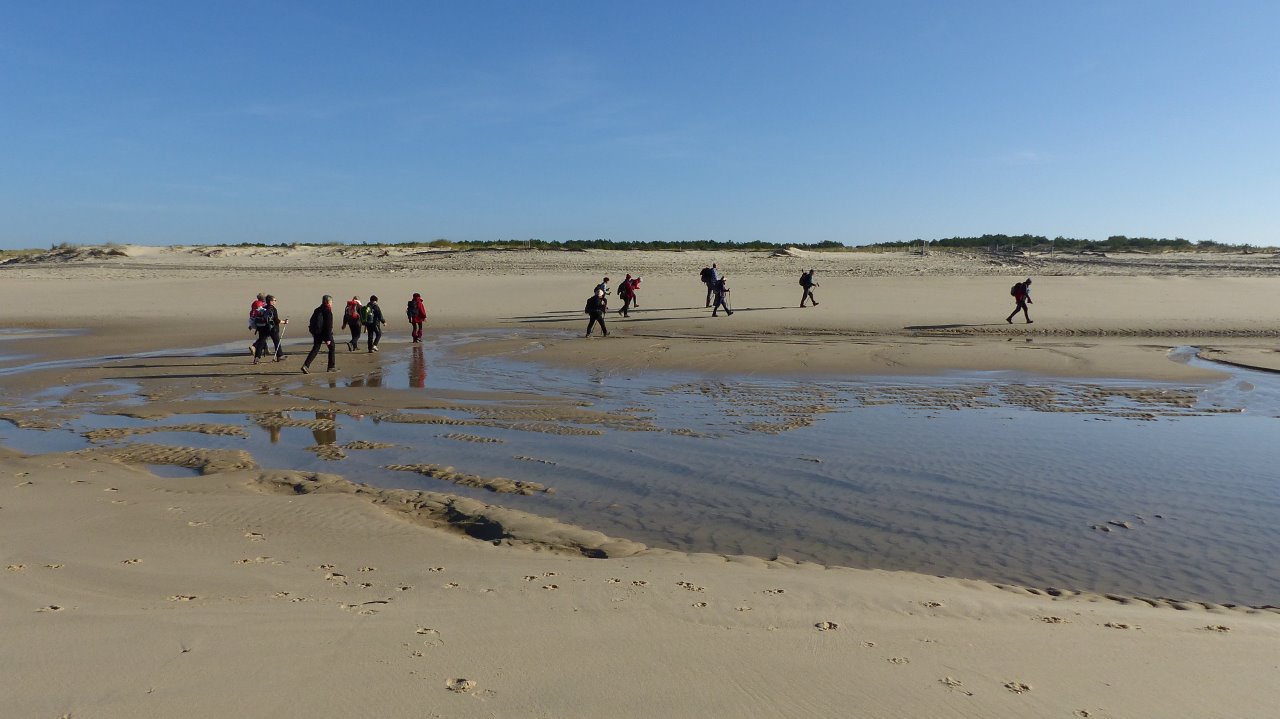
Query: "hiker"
629 276 642 307
362 295 386 352
301 295 336 374
406 292 427 343
595 276 611 298
247 292 266 355
341 296 362 351
250 295 279 365
712 275 734 316
799 269 819 307
617 274 636 317
700 263 719 306
1006 278 1033 324
585 288 609 337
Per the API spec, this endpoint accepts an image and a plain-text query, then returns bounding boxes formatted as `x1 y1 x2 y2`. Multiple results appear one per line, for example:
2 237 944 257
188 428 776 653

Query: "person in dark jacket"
268 295 288 361
1006 278 1033 324
799 269 819 307
617 274 635 317
301 295 336 374
712 275 733 316
250 295 278 365
363 295 386 352
585 288 609 337
406 293 427 343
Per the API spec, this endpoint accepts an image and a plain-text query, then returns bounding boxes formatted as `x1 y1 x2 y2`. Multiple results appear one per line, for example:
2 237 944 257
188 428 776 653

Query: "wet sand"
3 246 1280 717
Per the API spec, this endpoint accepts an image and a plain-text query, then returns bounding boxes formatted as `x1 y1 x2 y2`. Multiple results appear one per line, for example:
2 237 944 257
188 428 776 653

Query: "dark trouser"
713 294 732 315
304 336 335 370
801 287 817 306
271 326 283 358
410 321 424 341
704 281 714 307
1007 300 1031 323
253 328 272 359
618 296 632 316
346 321 361 348
586 312 608 336
366 323 382 350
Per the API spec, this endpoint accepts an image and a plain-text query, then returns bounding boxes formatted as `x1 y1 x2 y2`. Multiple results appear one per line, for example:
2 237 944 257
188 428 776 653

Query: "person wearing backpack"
1006 278 1033 324
584 288 609 337
362 295 386 352
699 265 714 306
799 269 819 308
617 274 636 317
247 292 266 356
250 295 278 365
406 292 427 343
341 296 363 351
301 295 336 374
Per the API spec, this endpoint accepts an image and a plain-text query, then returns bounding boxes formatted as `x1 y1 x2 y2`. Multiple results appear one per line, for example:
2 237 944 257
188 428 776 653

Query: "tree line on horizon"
872 234 1265 252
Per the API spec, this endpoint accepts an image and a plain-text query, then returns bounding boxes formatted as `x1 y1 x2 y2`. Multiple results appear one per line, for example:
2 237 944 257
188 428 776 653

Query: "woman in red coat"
406 292 427 343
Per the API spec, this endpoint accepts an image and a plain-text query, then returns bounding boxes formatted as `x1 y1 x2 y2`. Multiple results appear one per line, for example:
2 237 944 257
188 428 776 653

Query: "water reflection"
312 411 337 445
349 370 383 388
410 345 426 388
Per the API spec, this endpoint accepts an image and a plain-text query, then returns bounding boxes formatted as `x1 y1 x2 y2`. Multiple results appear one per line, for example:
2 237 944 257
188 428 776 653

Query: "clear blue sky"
2 1 1277 249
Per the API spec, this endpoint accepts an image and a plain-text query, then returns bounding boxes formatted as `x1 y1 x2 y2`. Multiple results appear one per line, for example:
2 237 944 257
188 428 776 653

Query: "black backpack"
308 306 324 336
700 267 713 282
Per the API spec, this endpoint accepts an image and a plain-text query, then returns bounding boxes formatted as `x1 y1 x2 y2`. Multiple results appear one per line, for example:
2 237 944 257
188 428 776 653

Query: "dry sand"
2 245 1280 717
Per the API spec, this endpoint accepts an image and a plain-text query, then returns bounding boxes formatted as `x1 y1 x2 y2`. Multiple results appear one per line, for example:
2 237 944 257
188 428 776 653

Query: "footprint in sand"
940 677 973 696
921 601 943 608
317 564 335 570
37 605 65 612
631 580 648 587
542 584 558 590
1004 681 1031 694
444 582 459 589
358 582 373 589
358 566 376 573
103 487 117 492
1039 616 1070 624
735 607 751 612
244 532 265 541
445 678 476 694
763 589 785 595
692 602 707 608
428 567 444 573
234 557 273 565
415 627 444 646
815 621 839 631
606 578 622 584
6 564 25 572
1103 622 1139 630
676 581 705 592
888 657 910 665
396 585 413 592
45 564 63 569
168 595 198 602
1202 625 1231 632
861 641 876 648
187 521 209 527
523 575 538 582
120 558 143 565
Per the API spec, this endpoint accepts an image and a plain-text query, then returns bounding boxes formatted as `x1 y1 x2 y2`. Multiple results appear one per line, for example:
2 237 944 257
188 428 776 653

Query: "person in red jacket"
247 292 266 355
341 296 363 351
617 274 636 317
407 292 427 342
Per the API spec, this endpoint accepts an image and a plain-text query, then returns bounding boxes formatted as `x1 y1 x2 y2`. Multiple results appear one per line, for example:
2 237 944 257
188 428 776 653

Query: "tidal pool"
2 332 1278 606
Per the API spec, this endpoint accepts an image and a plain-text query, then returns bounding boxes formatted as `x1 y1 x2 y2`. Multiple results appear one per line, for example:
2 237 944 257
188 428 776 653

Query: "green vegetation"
868 234 1268 252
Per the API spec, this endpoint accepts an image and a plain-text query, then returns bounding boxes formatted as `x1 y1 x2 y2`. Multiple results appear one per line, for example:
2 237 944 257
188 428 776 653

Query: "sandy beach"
3 245 1280 717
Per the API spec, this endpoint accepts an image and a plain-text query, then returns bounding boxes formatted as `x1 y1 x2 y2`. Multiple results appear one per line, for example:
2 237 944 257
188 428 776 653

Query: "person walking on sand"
250 295 278 365
617 274 636 317
301 295 336 374
585 288 609 337
1006 278 1033 324
267 295 288 360
362 295 386 352
595 276 611 299
799 269 819 307
247 292 266 355
629 276 642 307
712 275 734 316
702 263 721 307
341 296 362 351
406 292 427 343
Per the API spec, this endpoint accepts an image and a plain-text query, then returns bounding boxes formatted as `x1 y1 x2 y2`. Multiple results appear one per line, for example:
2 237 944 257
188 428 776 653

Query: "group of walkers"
583 264 1035 337
245 291 428 373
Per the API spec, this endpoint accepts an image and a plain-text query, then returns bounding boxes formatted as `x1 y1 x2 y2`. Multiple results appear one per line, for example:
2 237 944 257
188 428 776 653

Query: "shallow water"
3 332 1279 605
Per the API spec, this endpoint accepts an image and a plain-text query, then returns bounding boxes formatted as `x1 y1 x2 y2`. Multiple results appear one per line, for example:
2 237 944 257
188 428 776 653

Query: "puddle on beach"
2 332 1279 606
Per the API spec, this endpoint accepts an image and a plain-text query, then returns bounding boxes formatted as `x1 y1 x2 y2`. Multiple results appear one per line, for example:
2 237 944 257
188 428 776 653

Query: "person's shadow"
904 323 1005 330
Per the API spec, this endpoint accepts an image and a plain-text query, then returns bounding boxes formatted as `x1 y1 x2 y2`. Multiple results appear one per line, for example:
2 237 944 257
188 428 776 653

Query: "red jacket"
407 297 426 322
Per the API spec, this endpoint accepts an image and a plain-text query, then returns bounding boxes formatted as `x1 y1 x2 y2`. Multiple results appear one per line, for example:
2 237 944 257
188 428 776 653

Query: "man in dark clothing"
1006 278 1033 324
363 294 386 352
712 276 733 316
585 289 609 337
699 266 714 306
799 269 819 307
267 295 287 361
301 295 336 374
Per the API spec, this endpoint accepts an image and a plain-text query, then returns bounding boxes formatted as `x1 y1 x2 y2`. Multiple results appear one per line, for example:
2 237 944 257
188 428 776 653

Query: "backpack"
1010 283 1021 298
585 297 596 315
700 267 712 282
252 305 271 329
308 306 324 336
346 301 360 320
799 273 807 287
360 304 374 325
